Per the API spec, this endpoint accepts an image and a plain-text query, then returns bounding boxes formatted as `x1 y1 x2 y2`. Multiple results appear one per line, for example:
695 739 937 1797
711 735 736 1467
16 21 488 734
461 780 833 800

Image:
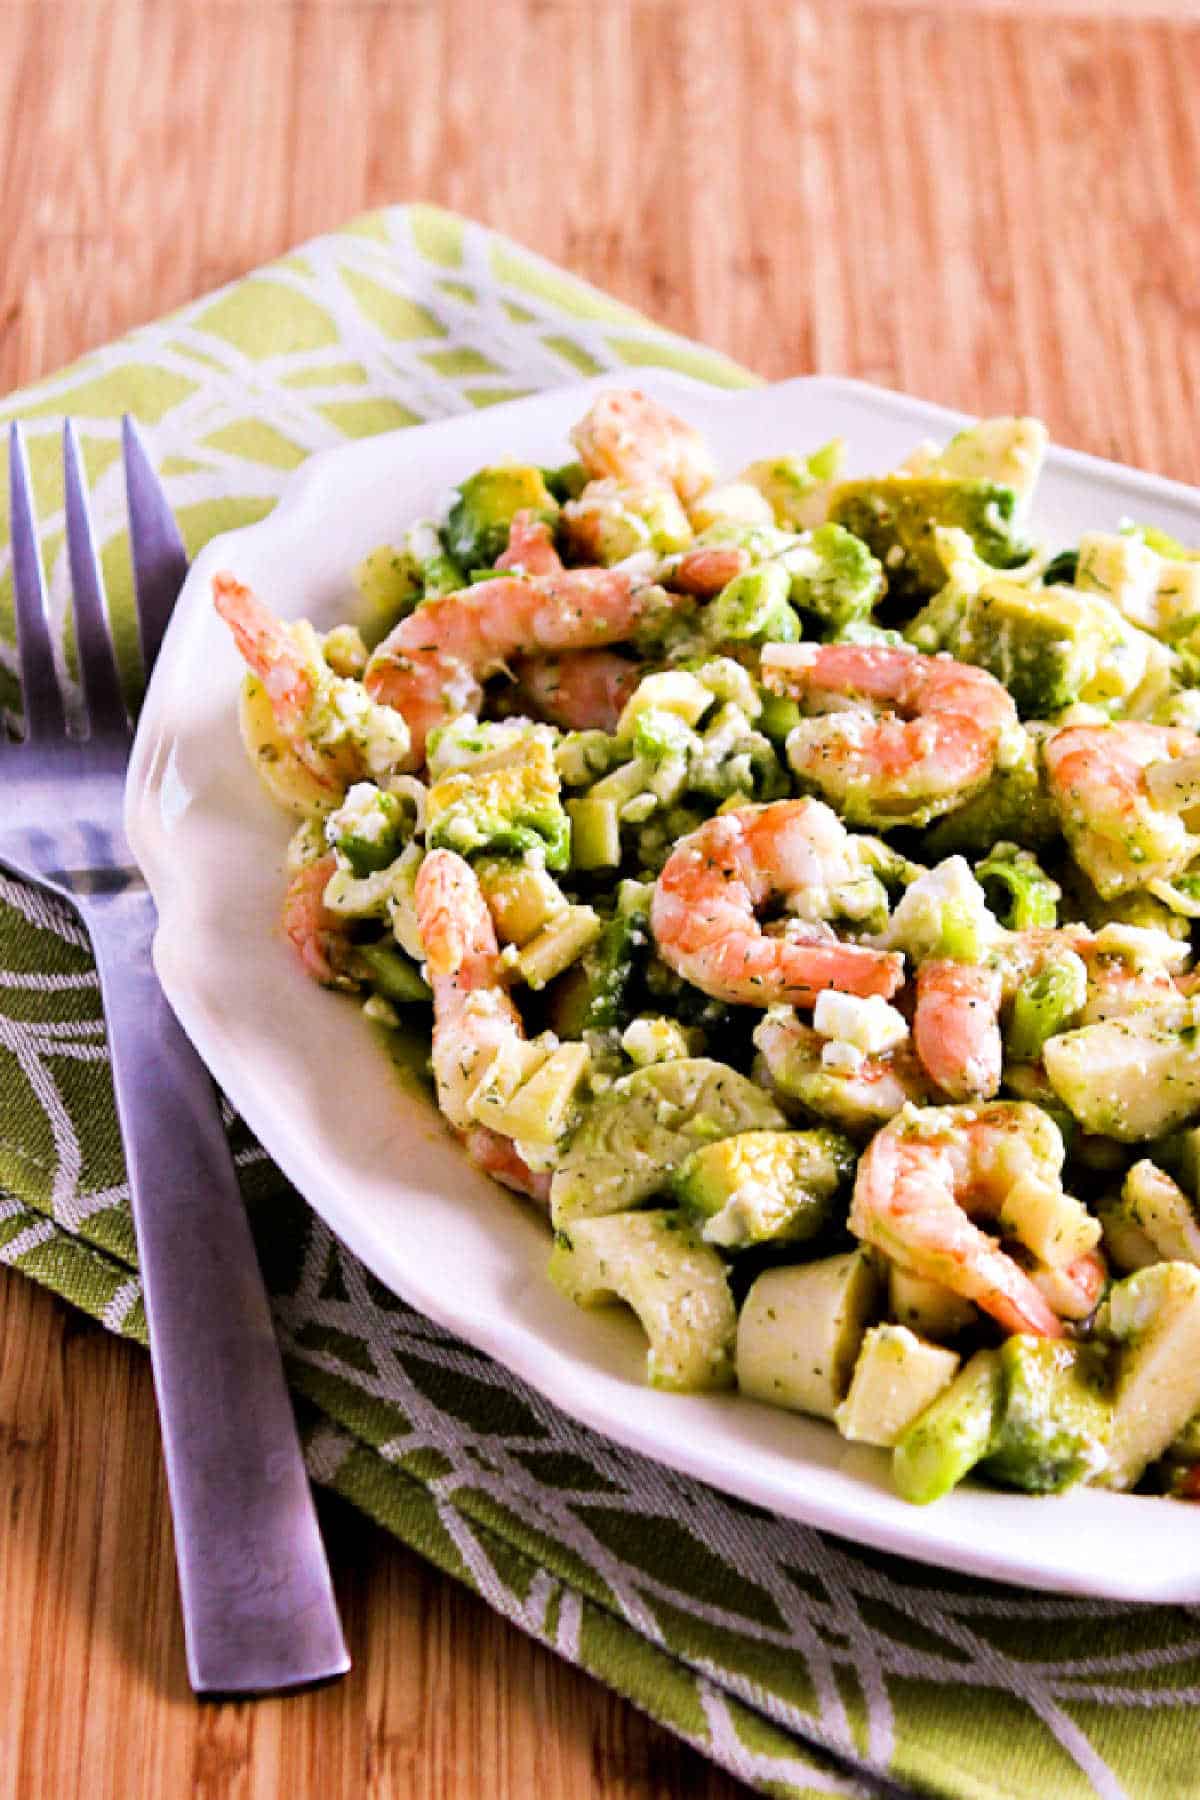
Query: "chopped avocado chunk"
406 519 466 597
426 737 571 870
354 544 421 638
783 522 884 630
704 563 799 646
835 1324 960 1448
892 1349 1002 1504
909 577 1157 719
737 1251 881 1420
829 477 1032 605
673 1127 854 1250
550 1057 787 1225
563 479 692 563
981 1337 1112 1493
549 1210 735 1391
443 464 559 570
542 460 588 504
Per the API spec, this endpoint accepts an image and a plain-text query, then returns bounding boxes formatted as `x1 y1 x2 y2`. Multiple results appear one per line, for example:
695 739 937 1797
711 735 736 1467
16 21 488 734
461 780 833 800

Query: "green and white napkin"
2 205 1196 1800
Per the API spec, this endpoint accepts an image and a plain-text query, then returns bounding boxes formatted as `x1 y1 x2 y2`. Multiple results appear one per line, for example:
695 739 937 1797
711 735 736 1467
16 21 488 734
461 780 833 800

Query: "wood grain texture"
1 1 1199 1796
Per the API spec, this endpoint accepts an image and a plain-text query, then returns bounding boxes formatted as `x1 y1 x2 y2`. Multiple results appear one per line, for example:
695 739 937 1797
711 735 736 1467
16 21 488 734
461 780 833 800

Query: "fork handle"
88 892 350 1695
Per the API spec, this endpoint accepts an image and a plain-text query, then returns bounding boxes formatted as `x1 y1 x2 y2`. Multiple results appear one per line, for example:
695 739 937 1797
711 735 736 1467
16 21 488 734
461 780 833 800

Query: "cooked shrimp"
1030 1247 1107 1322
570 388 716 506
511 649 642 732
1044 721 1200 900
282 853 358 988
851 1102 1075 1337
496 510 564 577
761 643 1019 825
665 543 753 598
912 921 1187 1098
414 848 545 1201
754 1008 930 1132
215 573 411 786
913 961 1004 1102
651 800 905 1007
365 564 677 766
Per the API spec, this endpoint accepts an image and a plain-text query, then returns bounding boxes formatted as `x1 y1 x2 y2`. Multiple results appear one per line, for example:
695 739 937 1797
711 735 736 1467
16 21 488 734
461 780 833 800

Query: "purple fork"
0 420 349 1696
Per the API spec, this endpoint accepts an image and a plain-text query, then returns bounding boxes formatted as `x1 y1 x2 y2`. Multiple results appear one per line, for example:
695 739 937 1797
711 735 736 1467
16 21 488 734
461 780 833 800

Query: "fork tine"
8 423 67 739
122 416 189 680
63 420 128 736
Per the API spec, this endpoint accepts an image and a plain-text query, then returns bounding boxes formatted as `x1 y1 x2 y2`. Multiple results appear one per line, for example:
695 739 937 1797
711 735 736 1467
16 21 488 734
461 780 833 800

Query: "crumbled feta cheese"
813 991 910 1055
621 1017 693 1067
821 1039 866 1073
882 856 1002 961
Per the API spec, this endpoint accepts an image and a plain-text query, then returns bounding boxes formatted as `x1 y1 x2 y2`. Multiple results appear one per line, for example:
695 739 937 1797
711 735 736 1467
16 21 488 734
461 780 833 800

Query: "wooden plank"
1 0 1199 1794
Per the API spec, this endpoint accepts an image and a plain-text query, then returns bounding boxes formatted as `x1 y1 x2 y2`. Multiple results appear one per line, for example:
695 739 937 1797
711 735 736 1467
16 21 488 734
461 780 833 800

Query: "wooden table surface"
2 1 1199 1796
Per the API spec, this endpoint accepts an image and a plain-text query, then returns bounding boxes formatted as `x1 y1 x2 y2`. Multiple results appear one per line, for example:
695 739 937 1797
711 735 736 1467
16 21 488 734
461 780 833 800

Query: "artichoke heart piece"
549 1211 736 1391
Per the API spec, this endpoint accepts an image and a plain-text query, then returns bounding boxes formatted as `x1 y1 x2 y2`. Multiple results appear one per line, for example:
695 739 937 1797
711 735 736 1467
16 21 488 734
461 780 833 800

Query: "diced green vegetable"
892 1349 1002 1504
1005 954 1088 1063
326 782 413 876
355 941 432 1005
740 440 846 529
922 731 1060 857
1041 549 1079 588
975 843 1059 931
443 464 559 569
541 461 588 503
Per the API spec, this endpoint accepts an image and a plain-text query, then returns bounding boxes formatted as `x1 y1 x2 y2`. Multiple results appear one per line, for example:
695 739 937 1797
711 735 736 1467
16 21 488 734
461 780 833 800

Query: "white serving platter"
127 370 1200 1601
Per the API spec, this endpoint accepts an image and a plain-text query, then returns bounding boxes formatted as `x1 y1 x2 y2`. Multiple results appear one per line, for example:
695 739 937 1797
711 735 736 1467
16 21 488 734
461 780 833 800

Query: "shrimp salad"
217 389 1200 1507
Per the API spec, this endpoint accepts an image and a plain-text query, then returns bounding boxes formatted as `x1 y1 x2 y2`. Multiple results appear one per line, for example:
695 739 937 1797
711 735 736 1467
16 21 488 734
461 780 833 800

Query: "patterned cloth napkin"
1 206 1196 1800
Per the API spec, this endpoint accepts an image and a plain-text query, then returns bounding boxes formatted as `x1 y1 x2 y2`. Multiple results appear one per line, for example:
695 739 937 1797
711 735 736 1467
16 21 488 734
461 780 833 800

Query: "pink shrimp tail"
914 961 1003 1101
497 511 563 576
282 854 350 987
